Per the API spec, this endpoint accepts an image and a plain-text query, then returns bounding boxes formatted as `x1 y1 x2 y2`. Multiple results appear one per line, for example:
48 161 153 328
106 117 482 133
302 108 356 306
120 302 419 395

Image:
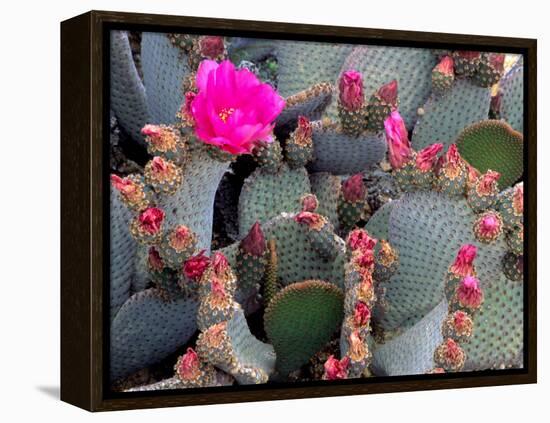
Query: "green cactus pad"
380 191 508 331
263 213 346 289
463 275 523 370
110 289 198 382
141 32 191 124
238 164 310 237
160 150 229 252
308 120 387 175
110 31 150 142
456 120 523 188
110 189 137 320
340 46 437 130
309 172 341 230
276 41 353 98
264 280 344 375
412 79 491 150
372 300 447 376
499 64 524 133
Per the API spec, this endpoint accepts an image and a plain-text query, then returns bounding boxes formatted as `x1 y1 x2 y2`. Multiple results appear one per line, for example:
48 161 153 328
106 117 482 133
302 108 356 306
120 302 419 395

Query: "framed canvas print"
60 10 536 411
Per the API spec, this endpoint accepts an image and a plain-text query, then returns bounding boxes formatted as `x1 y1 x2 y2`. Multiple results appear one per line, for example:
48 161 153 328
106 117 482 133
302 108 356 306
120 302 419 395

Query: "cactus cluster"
109 30 524 390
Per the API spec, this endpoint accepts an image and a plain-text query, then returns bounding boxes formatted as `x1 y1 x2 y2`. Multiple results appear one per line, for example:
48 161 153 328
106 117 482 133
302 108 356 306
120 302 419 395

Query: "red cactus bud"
384 111 412 170
183 250 210 280
141 124 162 137
353 301 371 327
240 222 266 257
199 36 225 59
435 56 454 75
377 79 398 104
346 229 377 252
295 116 313 145
301 194 318 212
457 275 484 309
513 183 524 215
416 143 444 172
148 247 164 271
441 338 464 366
455 51 481 60
339 70 364 111
475 211 503 242
342 174 366 203
138 207 164 234
477 170 500 195
211 277 227 302
294 211 326 230
176 348 201 380
450 244 477 277
488 53 505 72
323 355 350 380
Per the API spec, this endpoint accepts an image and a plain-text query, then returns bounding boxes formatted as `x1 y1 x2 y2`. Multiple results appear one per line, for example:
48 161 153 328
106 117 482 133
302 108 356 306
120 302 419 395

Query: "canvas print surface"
108 30 524 392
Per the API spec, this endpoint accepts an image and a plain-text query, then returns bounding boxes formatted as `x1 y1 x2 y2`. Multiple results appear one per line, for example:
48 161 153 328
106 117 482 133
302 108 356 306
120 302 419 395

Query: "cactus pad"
499 64 524 134
309 172 341 229
264 280 344 375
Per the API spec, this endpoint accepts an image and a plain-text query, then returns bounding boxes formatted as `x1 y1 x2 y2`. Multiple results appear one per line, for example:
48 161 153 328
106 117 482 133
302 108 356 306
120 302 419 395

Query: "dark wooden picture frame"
61 10 537 412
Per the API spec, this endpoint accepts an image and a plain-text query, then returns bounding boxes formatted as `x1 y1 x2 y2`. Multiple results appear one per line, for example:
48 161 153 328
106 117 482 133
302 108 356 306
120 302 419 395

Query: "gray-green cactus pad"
238 164 310 237
110 289 198 382
463 274 523 371
110 189 137 320
379 191 508 330
309 172 341 229
308 123 387 175
110 31 150 142
263 213 346 289
372 300 447 376
500 64 524 134
277 84 334 127
364 199 396 241
141 32 191 124
412 79 491 150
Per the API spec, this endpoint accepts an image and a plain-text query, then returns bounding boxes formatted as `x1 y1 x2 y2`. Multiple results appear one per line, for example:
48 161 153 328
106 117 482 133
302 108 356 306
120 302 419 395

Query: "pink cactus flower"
183 250 210 281
435 56 454 75
339 70 364 111
353 301 371 327
138 207 164 235
477 170 500 195
176 348 201 380
198 36 225 58
240 222 266 257
190 60 285 155
301 194 319 212
346 229 377 252
384 111 412 170
457 275 484 309
377 79 398 104
416 143 444 172
323 355 350 380
294 116 313 146
342 174 366 203
450 244 477 277
148 247 164 272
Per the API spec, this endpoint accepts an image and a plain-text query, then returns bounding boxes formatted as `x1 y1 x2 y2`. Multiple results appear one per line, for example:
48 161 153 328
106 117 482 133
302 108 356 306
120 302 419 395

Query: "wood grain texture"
60 10 537 412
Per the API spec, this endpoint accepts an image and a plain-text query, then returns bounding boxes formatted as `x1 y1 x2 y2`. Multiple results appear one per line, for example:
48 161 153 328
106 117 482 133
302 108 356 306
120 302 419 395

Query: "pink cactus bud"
183 250 210 280
457 275 484 309
346 229 377 252
342 174 366 203
452 310 473 335
353 301 371 327
488 53 505 72
416 143 444 172
176 348 201 380
377 79 398 104
169 225 194 252
295 116 313 145
323 355 350 380
199 36 225 58
301 194 318 212
455 51 481 60
240 221 266 257
141 124 162 137
466 164 481 186
211 277 226 300
513 183 524 215
111 174 143 205
437 144 464 178
435 56 454 75
181 91 196 121
442 338 464 366
211 252 230 276
138 207 164 235
151 156 169 174
477 170 500 195
450 244 477 277
148 247 164 271
475 211 503 242
339 70 364 111
384 111 412 170
294 211 326 230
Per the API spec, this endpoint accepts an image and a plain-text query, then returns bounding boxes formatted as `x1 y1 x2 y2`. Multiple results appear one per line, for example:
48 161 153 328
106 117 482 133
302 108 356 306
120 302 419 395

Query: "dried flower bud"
342 174 366 203
168 225 195 252
301 194 318 212
348 329 368 362
438 144 464 179
347 229 377 252
240 221 266 257
450 244 477 277
513 183 524 215
294 211 326 230
353 301 371 327
476 170 501 196
148 247 164 272
434 338 465 371
295 116 313 146
138 207 164 235
183 250 210 280
199 36 225 59
323 355 350 380
339 70 364 111
175 348 201 381
377 79 398 104
416 143 443 172
352 248 375 273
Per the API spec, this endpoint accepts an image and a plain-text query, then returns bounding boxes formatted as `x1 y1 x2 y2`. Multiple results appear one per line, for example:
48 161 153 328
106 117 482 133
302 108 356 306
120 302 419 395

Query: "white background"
0 0 546 420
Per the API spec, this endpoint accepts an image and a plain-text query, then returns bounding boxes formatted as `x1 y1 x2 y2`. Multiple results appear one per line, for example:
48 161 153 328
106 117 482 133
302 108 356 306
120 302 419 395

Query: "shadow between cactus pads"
264 280 344 376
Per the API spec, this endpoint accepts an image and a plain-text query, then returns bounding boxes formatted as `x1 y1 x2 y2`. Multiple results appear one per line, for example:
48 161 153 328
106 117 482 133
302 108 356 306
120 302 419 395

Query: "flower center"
218 107 235 123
